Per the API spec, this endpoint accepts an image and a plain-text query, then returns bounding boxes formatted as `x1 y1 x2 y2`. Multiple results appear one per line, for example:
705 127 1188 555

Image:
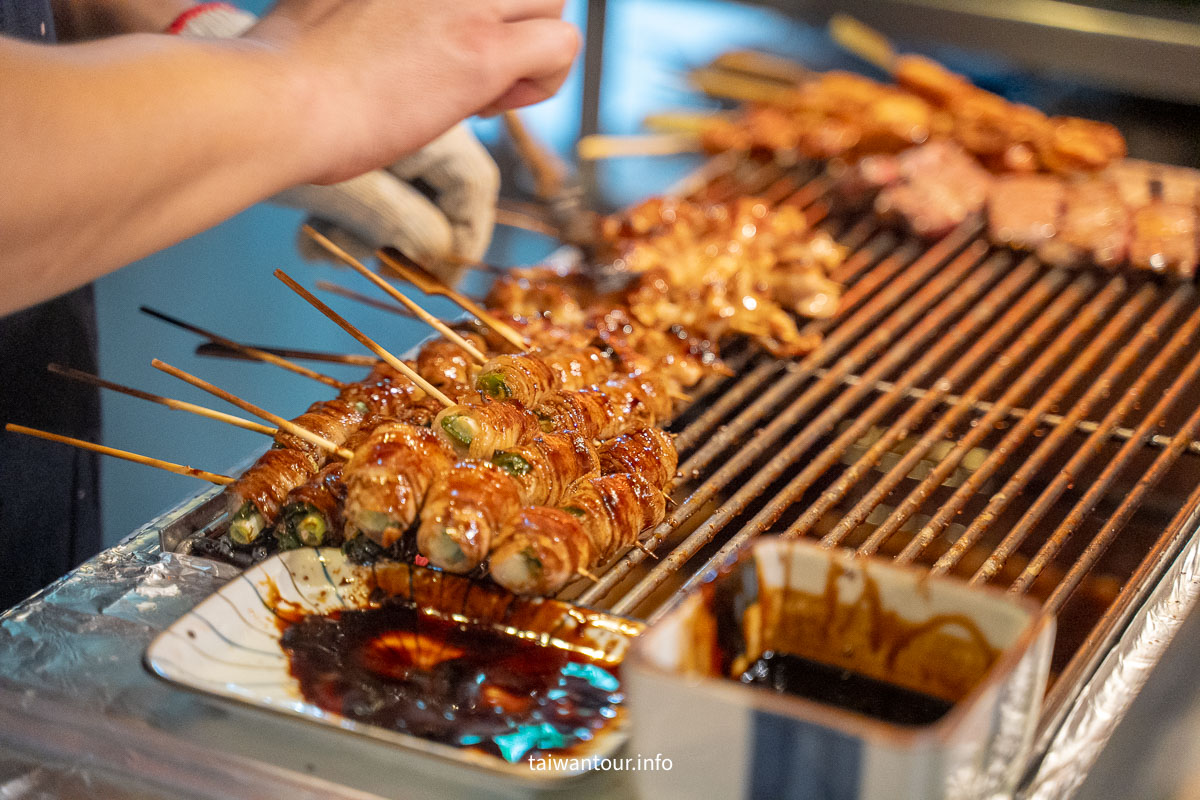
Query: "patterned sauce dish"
145 548 643 783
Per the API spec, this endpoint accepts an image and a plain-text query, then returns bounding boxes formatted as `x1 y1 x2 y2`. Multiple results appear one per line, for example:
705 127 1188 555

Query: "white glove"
172 3 500 282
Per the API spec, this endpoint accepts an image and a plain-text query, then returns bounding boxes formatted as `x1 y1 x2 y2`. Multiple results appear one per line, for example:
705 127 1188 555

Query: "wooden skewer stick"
634 543 660 560
273 269 456 408
709 50 813 86
689 66 798 105
376 249 530 351
5 423 234 485
301 224 489 365
669 389 693 403
503 110 568 201
577 133 703 161
47 364 276 436
317 281 416 318
828 13 897 74
152 359 355 460
140 306 346 390
576 567 601 583
495 207 561 238
196 342 378 367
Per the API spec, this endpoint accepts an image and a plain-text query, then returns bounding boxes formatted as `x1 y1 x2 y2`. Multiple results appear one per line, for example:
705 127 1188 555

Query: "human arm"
51 0 195 40
0 0 578 316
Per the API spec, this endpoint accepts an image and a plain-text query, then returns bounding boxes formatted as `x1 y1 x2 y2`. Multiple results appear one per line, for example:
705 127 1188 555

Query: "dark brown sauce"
280 600 624 762
739 651 954 726
697 549 1000 725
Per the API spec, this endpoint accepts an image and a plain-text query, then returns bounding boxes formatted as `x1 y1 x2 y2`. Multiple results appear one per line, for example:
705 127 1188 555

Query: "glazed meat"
875 141 993 239
491 432 600 506
598 427 679 489
1037 179 1130 269
489 507 593 596
225 447 319 544
1129 202 1199 280
987 175 1064 251
273 398 366 464
278 461 348 548
417 460 523 573
342 423 456 548
434 399 543 459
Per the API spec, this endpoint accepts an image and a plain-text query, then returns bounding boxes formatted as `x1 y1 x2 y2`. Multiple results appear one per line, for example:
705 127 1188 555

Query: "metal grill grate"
567 159 1200 739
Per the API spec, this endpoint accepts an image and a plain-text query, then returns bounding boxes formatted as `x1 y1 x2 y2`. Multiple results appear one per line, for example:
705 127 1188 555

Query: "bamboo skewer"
152 359 355 460
376 249 530 350
47 364 276 436
495 207 561 238
4 423 233 485
503 110 569 201
301 224 489 364
140 307 346 390
273 270 456 408
196 342 378 367
577 133 703 161
576 568 601 583
828 13 897 73
316 281 415 318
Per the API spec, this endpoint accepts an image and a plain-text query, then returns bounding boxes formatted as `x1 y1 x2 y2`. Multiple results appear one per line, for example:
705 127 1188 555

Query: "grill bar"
615 241 997 615
817 370 1200 455
932 286 1192 573
892 279 1152 563
1012 332 1200 595
969 296 1200 583
782 262 1064 543
1044 383 1200 611
835 275 1122 553
577 224 980 607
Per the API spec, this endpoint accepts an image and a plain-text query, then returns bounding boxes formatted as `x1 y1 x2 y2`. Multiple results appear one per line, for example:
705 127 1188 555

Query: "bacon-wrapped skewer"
415 333 489 390
490 432 601 506
276 461 348 549
226 448 319 545
342 422 456 548
416 460 523 573
434 398 543 459
272 398 367 464
534 373 674 439
475 347 616 405
598 426 678 488
489 472 667 595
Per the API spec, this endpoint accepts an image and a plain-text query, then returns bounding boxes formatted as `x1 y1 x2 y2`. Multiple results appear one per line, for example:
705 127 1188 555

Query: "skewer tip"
576 567 601 583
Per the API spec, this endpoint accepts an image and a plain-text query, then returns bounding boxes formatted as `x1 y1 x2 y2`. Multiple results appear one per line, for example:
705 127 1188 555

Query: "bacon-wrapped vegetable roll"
489 507 593 596
598 426 678 488
415 334 487 390
273 398 366 464
560 473 666 563
491 432 600 506
342 423 455 547
417 460 522 573
225 448 319 545
434 399 542 459
277 461 347 548
475 352 558 405
534 374 676 440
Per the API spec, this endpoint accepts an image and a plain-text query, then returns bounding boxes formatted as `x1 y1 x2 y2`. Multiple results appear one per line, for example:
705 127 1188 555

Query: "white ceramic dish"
144 548 641 783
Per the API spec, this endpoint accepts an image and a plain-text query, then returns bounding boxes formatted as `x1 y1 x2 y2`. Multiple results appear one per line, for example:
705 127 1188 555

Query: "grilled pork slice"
1129 202 1199 280
875 141 993 239
987 175 1064 251
1037 179 1130 270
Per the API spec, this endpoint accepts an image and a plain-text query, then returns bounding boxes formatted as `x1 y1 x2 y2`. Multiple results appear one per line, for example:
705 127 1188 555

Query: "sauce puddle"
281 599 624 763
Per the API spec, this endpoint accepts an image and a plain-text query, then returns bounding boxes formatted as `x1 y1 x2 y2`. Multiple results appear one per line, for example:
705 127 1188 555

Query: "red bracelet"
165 2 238 35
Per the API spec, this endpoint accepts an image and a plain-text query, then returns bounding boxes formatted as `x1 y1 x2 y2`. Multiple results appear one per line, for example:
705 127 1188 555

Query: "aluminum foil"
1020 524 1200 799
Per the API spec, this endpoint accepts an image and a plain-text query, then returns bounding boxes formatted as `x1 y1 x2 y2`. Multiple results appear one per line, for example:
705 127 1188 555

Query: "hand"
176 3 507 276
245 0 579 185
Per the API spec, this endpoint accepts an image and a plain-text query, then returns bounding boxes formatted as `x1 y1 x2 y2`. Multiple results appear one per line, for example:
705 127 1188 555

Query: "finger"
496 0 565 22
493 18 580 94
480 76 567 115
387 124 500 264
274 170 454 266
